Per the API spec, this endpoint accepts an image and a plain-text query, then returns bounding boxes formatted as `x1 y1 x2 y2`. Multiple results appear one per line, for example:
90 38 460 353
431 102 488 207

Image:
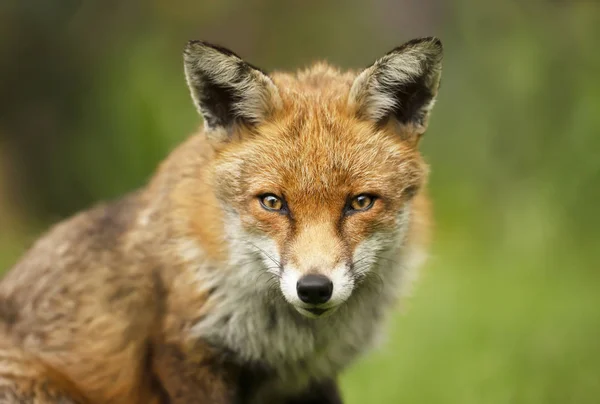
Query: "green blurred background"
1 1 599 402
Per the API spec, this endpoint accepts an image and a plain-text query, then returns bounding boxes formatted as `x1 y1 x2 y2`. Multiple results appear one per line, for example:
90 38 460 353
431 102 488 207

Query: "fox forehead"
214 65 427 205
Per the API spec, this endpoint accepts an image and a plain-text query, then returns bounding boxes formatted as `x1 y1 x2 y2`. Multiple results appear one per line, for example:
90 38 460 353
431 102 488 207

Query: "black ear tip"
423 36 442 46
184 40 207 56
184 40 240 59
407 36 442 47
186 39 206 46
422 37 443 57
426 37 443 53
389 36 443 56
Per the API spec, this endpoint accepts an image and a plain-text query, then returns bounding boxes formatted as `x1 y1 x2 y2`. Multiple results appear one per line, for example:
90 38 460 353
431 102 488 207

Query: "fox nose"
296 274 333 305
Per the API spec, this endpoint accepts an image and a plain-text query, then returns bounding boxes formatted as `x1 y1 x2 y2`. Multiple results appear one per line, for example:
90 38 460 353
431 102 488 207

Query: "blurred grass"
1 0 599 403
342 241 600 404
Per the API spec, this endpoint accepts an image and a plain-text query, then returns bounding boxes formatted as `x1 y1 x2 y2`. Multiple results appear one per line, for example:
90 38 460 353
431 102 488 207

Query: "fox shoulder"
0 191 163 403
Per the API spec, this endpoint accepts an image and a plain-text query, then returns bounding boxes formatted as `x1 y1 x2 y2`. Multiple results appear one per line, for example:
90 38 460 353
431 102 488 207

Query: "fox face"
183 38 442 318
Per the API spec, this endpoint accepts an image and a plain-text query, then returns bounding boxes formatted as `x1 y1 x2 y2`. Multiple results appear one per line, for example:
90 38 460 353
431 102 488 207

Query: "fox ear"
183 41 282 137
349 37 443 136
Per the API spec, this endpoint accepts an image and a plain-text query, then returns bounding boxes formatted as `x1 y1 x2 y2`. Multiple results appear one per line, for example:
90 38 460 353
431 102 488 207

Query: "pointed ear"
348 37 443 136
183 41 282 137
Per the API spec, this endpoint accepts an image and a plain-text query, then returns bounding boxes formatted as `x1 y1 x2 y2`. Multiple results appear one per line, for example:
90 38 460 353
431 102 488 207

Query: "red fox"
0 37 443 403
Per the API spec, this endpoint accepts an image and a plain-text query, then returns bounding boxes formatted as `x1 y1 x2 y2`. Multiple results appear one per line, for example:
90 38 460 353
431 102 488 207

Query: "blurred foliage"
0 0 599 403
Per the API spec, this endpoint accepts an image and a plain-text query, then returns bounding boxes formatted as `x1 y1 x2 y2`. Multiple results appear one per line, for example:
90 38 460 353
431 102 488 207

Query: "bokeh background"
1 1 599 402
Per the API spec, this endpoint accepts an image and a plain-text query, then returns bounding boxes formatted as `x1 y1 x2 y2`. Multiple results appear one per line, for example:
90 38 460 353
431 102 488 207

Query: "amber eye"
259 194 285 212
347 194 376 213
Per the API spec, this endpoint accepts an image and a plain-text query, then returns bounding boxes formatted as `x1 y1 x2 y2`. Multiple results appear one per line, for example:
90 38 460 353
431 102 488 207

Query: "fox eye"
259 194 285 212
346 194 376 214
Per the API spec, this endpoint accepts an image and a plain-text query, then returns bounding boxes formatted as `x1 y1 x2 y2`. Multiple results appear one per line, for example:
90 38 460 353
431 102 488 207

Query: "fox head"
183 38 442 318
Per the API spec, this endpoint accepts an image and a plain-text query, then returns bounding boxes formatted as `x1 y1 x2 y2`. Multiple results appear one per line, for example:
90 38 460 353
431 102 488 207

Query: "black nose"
296 274 333 305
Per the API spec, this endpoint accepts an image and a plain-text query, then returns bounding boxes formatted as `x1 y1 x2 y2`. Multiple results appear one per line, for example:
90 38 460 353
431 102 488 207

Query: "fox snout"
296 274 334 305
281 262 356 318
281 265 353 318
278 223 356 318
